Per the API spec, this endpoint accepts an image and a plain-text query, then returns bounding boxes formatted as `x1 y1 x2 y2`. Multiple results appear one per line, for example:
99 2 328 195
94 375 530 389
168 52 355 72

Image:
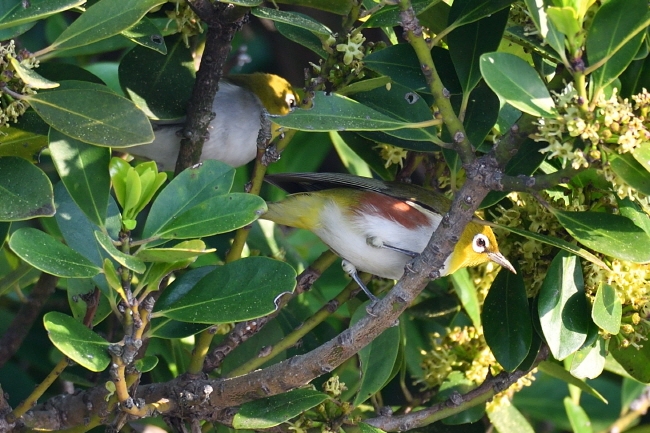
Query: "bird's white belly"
315 201 441 280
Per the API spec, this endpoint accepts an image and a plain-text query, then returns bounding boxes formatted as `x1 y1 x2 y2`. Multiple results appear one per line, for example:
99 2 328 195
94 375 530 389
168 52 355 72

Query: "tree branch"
174 2 249 175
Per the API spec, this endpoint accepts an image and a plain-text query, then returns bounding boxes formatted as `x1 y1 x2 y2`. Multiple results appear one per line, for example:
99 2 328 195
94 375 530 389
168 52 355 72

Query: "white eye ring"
472 233 489 253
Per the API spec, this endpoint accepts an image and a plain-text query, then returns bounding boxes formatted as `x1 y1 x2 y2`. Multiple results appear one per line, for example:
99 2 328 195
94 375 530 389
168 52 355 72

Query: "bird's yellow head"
227 73 297 115
445 222 515 276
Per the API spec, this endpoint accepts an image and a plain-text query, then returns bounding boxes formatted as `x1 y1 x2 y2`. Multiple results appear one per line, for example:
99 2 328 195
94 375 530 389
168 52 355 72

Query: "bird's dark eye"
472 234 489 253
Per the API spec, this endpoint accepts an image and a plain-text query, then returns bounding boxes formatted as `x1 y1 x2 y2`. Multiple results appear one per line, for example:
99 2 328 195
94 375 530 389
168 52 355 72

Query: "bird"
262 172 515 302
127 73 297 170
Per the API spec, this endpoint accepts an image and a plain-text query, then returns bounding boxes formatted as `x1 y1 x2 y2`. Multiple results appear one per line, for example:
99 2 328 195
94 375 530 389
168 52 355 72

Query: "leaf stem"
11 356 69 419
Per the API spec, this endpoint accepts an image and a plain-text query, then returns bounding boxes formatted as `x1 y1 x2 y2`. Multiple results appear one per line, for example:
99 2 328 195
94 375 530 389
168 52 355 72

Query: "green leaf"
569 337 607 380
153 257 296 324
48 0 167 52
552 209 650 263
0 221 9 250
351 82 442 144
460 85 501 147
352 305 400 406
49 129 110 227
0 111 49 161
335 132 394 180
359 423 386 433
135 240 215 262
482 265 532 372
233 389 328 429
618 197 650 237
590 30 644 93
134 355 158 373
450 269 481 328
609 338 650 383
330 131 372 177
0 156 54 221
538 361 607 403
608 151 650 196
275 21 327 58
251 7 331 36
632 142 650 172
274 0 351 15
564 397 594 433
9 57 59 89
121 17 166 54
0 0 84 30
487 221 610 270
448 7 509 94
94 231 145 274
546 6 581 42
591 284 621 335
486 401 535 433
538 251 590 360
143 160 235 239
480 52 556 117
364 43 428 93
447 0 514 29
273 91 438 133
523 0 567 62
155 193 266 240
43 312 110 372
361 0 439 28
119 35 195 120
9 228 102 278
149 266 215 339
585 0 650 77
25 82 154 147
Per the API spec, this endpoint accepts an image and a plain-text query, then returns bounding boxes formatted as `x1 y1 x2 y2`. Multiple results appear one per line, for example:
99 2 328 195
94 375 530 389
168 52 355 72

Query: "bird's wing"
264 172 452 215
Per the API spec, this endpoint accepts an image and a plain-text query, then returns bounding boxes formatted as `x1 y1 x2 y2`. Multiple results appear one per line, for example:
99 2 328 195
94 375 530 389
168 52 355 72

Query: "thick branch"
174 2 248 175
0 273 57 368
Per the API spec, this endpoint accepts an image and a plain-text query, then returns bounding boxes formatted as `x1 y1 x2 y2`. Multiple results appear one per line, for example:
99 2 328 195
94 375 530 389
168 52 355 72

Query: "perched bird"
127 73 297 170
262 172 515 301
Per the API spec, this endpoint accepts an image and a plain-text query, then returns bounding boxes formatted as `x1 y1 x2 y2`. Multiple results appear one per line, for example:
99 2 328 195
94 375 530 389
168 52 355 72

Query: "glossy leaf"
0 156 54 220
0 111 49 161
353 305 400 406
632 142 650 172
523 0 567 62
233 389 328 429
552 209 650 263
570 337 607 380
459 85 501 147
330 132 372 177
43 312 110 372
487 222 610 270
273 92 438 133
48 0 167 52
538 361 607 403
153 257 296 324
480 52 556 118
609 338 650 383
361 0 438 28
364 43 428 92
136 240 214 263
483 266 532 372
591 284 622 335
351 82 442 143
487 401 535 433
448 7 509 94
25 82 154 147
0 0 84 30
359 424 385 433
447 0 514 29
9 57 59 89
9 228 101 278
274 0 351 15
121 17 166 54
564 397 593 433
251 7 331 36
119 35 194 120
143 160 235 239
590 30 644 93
135 355 158 373
608 151 650 196
275 21 327 58
154 193 266 240
618 197 650 236
54 182 121 268
586 0 650 77
49 129 110 227
450 269 481 328
538 251 590 360
94 231 145 274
